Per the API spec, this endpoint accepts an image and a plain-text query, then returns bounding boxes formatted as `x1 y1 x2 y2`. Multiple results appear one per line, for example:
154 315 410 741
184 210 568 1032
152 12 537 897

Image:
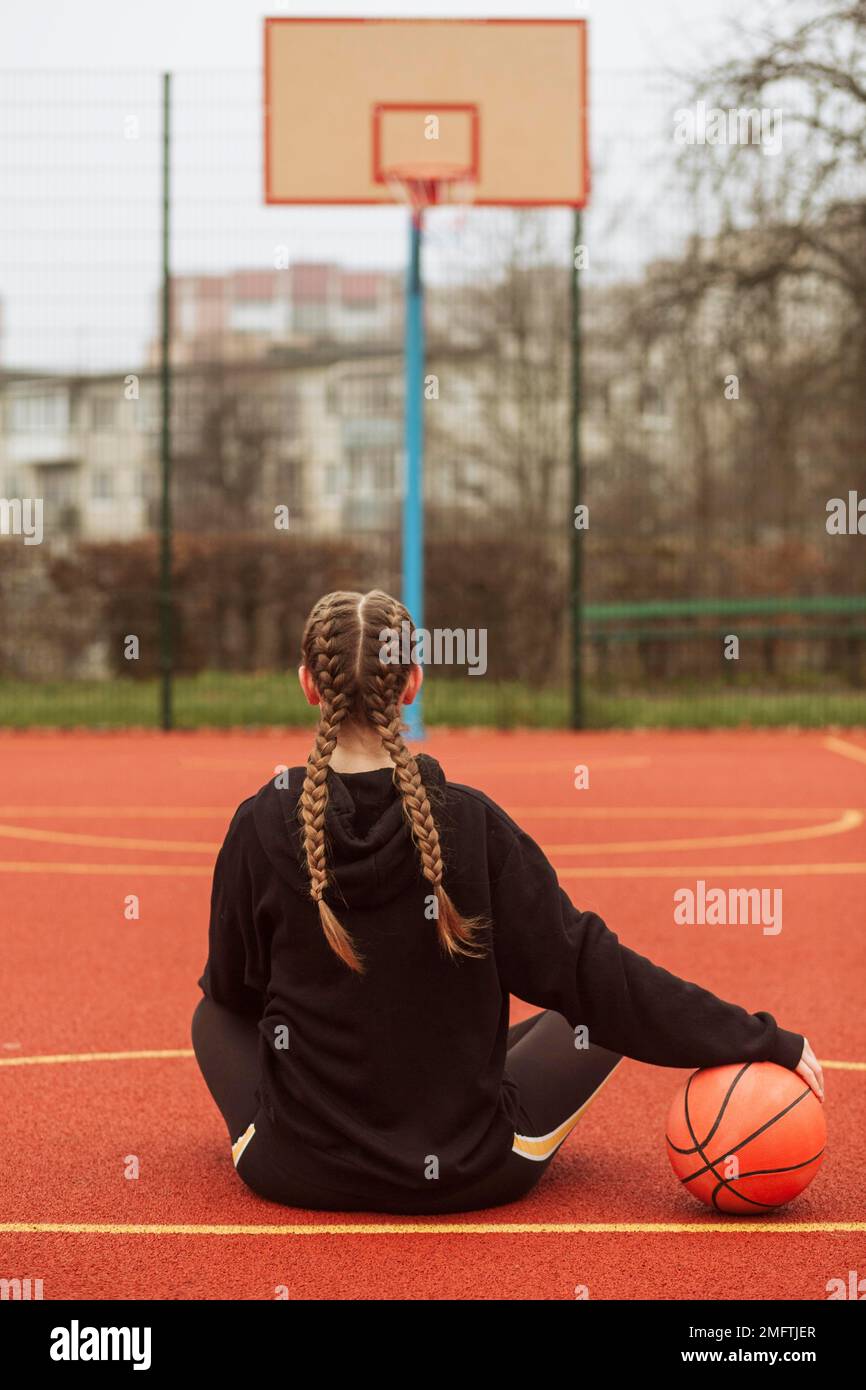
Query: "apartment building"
150 264 402 366
0 371 153 542
0 347 409 544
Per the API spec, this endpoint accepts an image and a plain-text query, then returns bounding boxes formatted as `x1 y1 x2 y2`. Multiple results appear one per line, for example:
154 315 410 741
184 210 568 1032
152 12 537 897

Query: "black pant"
191 996 621 1214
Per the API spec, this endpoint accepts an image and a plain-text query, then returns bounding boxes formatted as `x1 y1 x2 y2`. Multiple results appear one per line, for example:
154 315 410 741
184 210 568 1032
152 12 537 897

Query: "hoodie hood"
252 753 448 910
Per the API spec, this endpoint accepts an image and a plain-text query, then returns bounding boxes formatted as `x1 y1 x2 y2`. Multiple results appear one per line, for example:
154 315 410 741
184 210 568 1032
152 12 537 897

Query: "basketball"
666 1063 826 1214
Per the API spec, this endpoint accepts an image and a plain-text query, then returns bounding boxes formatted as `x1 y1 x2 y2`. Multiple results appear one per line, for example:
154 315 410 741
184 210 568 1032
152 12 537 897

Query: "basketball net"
384 162 477 229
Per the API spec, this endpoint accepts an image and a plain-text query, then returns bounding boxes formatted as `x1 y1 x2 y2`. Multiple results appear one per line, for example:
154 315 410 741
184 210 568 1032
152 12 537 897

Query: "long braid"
362 597 486 961
298 596 362 971
298 588 487 971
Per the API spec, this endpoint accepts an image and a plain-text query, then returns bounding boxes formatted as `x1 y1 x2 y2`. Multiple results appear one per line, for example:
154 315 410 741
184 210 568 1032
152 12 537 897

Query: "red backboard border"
263 16 590 209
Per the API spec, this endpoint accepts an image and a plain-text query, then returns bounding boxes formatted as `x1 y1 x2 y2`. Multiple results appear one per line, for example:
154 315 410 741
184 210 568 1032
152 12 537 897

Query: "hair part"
297 589 487 973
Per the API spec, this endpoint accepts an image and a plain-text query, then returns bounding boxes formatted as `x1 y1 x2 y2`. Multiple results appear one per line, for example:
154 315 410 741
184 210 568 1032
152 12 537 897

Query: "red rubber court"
1 728 864 1300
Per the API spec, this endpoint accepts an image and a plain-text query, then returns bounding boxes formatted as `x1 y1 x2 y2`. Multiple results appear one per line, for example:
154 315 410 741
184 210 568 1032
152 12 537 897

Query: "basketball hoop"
371 101 480 225
263 16 590 743
384 162 477 223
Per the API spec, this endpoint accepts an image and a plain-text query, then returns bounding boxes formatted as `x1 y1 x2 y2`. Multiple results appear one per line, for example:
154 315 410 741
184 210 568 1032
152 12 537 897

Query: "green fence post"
159 72 174 731
569 208 584 730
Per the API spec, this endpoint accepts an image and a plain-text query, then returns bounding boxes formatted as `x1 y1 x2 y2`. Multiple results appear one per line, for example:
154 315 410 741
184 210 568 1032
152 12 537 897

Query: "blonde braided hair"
298 589 486 973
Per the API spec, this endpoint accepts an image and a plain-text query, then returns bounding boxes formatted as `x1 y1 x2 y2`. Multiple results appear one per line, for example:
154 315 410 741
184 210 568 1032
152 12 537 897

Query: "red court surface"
1 728 864 1300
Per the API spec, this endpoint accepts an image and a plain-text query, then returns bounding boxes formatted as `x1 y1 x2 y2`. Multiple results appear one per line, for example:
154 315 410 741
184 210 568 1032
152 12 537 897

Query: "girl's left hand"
795 1037 824 1103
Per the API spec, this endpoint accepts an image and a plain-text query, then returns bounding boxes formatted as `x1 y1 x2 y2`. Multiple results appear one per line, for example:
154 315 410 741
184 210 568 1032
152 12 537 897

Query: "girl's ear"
298 664 321 707
400 663 424 707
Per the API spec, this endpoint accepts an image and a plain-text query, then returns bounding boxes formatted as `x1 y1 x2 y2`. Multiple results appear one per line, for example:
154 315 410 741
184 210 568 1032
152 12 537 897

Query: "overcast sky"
2 0 791 75
1 0 799 373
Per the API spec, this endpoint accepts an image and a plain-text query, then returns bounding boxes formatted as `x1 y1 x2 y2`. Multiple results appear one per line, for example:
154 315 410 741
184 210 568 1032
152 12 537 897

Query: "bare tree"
172 363 287 533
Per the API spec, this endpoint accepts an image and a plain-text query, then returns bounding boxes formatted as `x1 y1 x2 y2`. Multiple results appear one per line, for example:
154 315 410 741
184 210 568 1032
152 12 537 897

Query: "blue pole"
402 210 425 741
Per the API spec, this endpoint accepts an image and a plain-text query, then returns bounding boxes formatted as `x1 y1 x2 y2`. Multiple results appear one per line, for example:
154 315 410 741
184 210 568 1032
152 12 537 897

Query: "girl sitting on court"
192 588 822 1214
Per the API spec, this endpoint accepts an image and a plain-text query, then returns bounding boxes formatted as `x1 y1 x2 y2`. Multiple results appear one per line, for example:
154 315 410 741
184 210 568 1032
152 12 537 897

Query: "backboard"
264 18 588 208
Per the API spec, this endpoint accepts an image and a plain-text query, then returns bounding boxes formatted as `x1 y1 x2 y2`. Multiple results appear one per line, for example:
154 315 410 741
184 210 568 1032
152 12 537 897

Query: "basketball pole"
402 207 425 741
569 207 584 731
159 71 174 733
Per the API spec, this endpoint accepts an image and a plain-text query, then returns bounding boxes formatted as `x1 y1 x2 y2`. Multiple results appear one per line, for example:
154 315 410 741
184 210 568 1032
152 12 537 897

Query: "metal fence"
1 68 864 728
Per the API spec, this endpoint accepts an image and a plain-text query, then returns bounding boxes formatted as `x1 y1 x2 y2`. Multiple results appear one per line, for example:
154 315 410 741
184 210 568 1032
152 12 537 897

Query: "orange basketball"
666 1062 826 1214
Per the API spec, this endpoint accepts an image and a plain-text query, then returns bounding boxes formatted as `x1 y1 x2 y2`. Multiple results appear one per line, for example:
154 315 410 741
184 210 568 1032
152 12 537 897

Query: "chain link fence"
1 66 864 727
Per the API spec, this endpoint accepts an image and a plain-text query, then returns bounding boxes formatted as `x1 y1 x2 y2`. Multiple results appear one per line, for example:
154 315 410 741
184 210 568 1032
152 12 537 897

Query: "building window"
639 381 666 417
372 449 396 492
137 388 161 434
92 396 118 431
9 392 69 432
346 448 397 495
92 470 114 500
331 373 398 416
324 462 344 498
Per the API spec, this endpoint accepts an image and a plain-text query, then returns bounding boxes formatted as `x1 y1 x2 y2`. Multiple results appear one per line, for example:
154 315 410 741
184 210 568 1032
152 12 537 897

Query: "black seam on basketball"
680 1070 757 1207
709 1179 768 1212
708 1143 827 1211
680 1085 812 1187
729 1148 825 1180
712 1178 780 1211
710 1177 780 1211
669 1062 752 1155
683 1085 812 1182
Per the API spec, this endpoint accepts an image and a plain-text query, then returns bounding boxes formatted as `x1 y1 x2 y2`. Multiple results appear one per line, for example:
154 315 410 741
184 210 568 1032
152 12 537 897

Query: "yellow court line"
1 1220 863 1237
0 1049 861 1071
513 806 857 820
543 810 862 856
180 757 653 773
1 805 856 821
3 858 866 879
0 860 211 876
4 811 858 859
559 861 866 878
0 1049 194 1068
0 806 230 819
176 758 317 772
0 824 217 853
453 758 653 772
824 735 866 766
822 733 866 767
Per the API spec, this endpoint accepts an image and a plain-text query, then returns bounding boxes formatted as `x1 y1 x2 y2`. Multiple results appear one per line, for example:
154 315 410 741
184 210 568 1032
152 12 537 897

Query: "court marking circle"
0 807 861 859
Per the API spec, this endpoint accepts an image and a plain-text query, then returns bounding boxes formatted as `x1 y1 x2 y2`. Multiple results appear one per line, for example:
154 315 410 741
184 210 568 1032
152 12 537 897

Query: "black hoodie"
199 754 804 1203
